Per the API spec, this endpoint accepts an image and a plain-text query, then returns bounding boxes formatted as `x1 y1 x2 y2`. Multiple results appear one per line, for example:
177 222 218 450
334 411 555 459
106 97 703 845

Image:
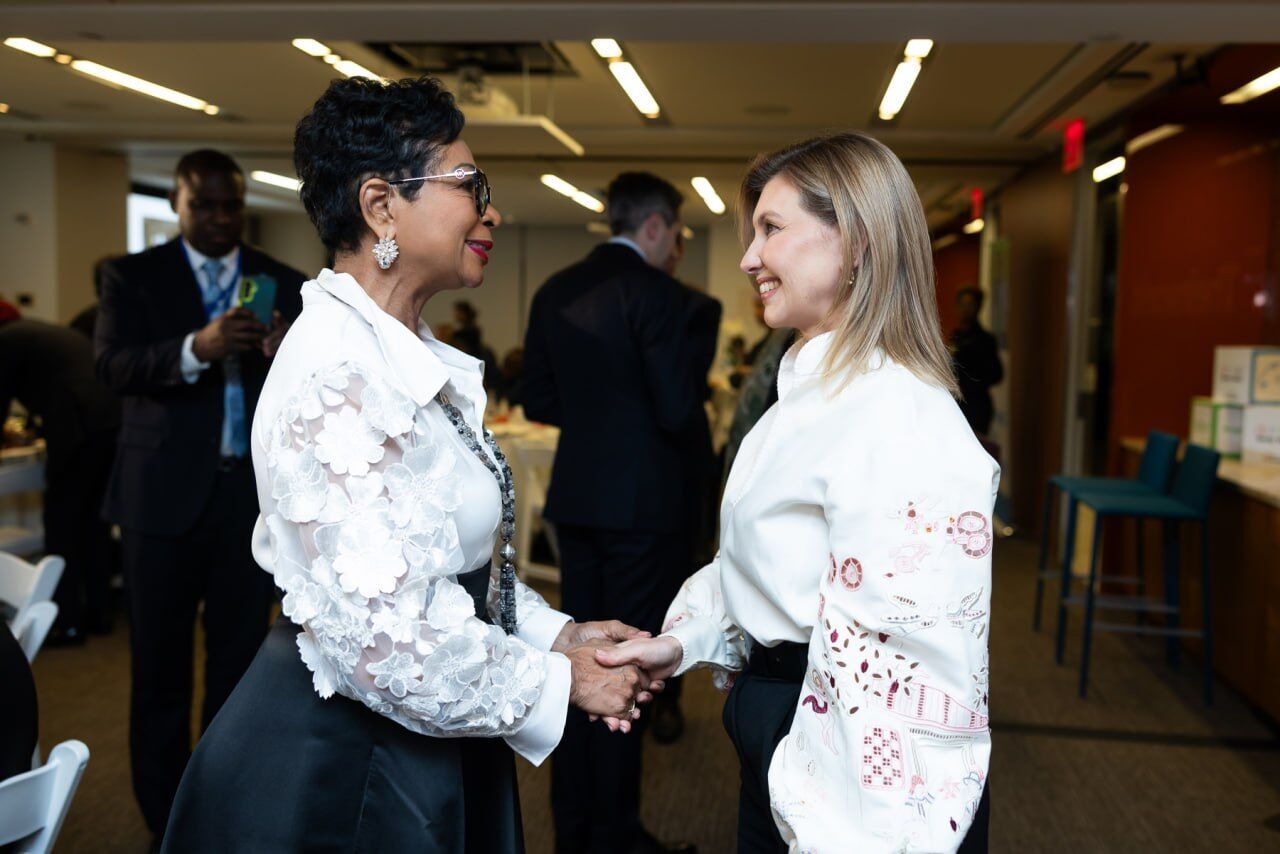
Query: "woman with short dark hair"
161 76 654 853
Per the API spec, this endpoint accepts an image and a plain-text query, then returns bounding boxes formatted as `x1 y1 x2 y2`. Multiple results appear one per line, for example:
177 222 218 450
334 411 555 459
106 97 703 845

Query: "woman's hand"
552 619 650 655
594 636 683 683
566 639 651 732
587 636 683 731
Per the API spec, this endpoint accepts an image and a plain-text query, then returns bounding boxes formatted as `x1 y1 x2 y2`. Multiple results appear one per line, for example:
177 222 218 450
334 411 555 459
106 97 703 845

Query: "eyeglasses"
389 167 491 217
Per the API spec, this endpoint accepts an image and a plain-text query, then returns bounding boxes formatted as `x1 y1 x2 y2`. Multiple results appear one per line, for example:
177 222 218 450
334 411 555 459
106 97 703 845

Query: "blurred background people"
0 307 120 644
524 171 719 854
950 285 1003 438
94 148 305 838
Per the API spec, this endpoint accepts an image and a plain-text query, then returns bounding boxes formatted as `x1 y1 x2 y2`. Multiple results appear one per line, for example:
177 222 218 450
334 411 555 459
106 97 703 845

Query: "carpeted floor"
29 536 1280 852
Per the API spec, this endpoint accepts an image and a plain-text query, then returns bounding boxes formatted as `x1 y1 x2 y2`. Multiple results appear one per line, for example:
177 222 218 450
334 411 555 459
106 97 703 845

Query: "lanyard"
183 242 243 320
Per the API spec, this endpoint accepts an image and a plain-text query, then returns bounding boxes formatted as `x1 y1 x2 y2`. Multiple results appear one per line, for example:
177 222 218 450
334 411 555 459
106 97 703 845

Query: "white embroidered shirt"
249 269 572 765
663 333 1000 853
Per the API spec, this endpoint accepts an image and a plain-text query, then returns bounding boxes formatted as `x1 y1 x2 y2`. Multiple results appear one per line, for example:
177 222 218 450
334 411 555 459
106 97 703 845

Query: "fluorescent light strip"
5 38 219 114
1092 156 1125 183
541 174 604 212
251 170 302 192
1220 66 1280 105
608 61 660 118
905 39 934 60
691 177 726 215
333 59 382 80
591 38 623 59
291 38 331 57
4 37 56 58
70 60 210 111
1126 124 1183 156
962 218 985 235
879 59 922 121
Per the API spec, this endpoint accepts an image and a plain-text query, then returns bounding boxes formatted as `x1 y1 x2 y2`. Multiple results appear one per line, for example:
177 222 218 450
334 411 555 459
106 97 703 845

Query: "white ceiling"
0 1 1247 227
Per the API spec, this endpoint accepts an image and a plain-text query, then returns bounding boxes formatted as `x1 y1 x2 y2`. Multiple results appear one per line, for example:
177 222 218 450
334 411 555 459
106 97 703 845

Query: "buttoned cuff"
517 606 572 653
505 651 570 766
661 614 723 677
180 332 211 383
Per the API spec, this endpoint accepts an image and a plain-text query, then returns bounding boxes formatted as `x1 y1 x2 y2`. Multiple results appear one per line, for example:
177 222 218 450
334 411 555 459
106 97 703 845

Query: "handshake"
551 621 685 733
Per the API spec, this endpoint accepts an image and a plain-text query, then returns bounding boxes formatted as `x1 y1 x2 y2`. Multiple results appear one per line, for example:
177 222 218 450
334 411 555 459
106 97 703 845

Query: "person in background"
0 623 37 782
721 325 795 484
499 346 525 408
94 148 305 839
70 256 123 341
950 286 1002 437
524 171 719 854
0 308 120 643
452 298 500 386
654 222 720 747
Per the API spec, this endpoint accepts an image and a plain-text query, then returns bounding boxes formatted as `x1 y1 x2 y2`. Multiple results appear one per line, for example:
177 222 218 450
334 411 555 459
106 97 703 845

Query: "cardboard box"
1213 346 1280 404
1189 397 1243 457
1242 404 1280 465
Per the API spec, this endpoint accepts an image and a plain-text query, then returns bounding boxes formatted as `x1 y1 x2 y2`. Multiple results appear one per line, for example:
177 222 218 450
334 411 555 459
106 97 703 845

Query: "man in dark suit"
95 149 304 837
524 172 720 854
0 313 120 642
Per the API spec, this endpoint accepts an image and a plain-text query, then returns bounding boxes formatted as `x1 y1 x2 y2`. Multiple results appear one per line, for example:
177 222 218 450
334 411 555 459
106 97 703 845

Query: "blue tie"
201 259 249 458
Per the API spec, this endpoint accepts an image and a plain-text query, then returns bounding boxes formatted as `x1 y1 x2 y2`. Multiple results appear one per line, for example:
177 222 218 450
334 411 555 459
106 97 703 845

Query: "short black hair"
606 172 683 236
454 300 477 323
957 286 985 310
293 76 465 251
174 149 242 185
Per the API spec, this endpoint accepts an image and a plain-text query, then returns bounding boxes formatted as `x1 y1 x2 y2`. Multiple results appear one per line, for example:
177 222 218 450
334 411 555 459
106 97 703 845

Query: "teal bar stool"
1060 443 1221 703
1033 430 1179 630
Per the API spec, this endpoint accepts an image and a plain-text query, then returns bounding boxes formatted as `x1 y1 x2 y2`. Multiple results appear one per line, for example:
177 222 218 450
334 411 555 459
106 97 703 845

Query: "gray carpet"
29 537 1280 852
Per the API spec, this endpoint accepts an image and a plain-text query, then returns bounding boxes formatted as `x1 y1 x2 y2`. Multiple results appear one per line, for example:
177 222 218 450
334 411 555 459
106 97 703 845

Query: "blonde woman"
598 133 998 853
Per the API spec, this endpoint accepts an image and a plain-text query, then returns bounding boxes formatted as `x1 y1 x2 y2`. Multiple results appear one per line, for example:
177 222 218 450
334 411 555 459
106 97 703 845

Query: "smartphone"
237 274 278 326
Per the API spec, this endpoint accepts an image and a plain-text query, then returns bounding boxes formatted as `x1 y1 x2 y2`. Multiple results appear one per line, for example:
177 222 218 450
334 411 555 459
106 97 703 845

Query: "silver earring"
373 234 399 269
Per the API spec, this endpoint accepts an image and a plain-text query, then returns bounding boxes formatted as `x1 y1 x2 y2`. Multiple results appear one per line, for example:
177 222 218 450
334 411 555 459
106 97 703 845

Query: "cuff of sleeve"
517 607 572 653
180 332 211 384
505 651 570 766
661 614 724 678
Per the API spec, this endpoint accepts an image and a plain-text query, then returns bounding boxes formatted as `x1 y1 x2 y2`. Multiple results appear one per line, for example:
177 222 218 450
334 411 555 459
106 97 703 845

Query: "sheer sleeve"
660 555 750 690
258 361 567 756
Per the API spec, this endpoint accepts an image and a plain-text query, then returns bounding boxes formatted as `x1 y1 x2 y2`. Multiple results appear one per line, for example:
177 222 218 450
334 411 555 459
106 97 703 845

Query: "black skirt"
161 566 523 853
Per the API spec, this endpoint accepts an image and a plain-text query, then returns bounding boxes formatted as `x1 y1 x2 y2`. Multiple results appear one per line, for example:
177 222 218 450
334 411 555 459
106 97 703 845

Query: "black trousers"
43 432 116 631
550 524 688 854
726 647 991 853
0 623 37 782
121 463 274 837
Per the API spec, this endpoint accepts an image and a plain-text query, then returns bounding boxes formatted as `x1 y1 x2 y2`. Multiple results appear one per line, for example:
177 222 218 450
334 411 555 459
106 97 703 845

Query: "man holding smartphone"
95 149 304 840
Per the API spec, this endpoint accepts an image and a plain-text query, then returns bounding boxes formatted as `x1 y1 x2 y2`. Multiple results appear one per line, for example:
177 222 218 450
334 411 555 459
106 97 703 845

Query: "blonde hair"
737 132 959 398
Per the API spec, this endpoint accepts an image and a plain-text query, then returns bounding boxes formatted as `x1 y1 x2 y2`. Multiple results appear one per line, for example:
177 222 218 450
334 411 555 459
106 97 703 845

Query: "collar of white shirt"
305 268 486 410
777 332 891 400
606 235 647 262
181 238 240 287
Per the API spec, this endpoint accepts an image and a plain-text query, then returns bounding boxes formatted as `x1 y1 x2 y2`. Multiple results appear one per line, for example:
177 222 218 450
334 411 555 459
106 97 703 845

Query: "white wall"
55 147 128 322
706 221 764 360
0 140 58 321
253 211 329 278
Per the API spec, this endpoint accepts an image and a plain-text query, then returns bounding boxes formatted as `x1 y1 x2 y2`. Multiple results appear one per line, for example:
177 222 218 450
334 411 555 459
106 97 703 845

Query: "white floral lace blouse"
663 335 1000 852
249 269 572 765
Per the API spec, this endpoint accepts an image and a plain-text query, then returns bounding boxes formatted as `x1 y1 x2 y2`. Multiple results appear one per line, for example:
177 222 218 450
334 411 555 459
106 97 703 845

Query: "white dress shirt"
663 333 1000 852
249 269 572 765
178 240 240 383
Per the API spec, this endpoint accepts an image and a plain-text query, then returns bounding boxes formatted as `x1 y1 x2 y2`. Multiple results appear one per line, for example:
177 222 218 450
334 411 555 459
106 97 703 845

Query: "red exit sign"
1063 118 1085 174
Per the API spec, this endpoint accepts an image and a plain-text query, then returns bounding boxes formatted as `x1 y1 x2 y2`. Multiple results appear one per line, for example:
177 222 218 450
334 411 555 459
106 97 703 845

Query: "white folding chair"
0 461 45 557
11 601 58 664
0 740 90 854
0 553 65 631
512 441 560 584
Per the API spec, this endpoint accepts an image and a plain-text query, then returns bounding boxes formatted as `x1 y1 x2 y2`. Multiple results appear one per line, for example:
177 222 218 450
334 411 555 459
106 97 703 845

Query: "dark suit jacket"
0 319 120 473
95 239 304 535
522 243 722 534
